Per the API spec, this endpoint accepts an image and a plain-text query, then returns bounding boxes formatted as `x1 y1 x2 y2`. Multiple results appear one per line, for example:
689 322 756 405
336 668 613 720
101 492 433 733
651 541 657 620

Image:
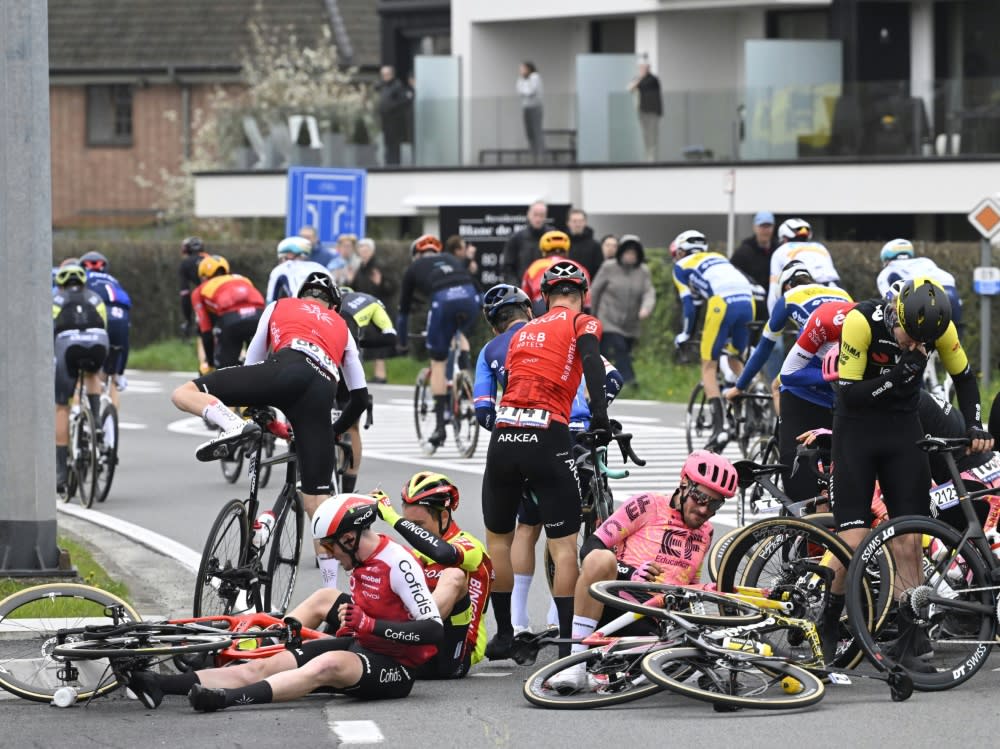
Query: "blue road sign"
286 167 367 244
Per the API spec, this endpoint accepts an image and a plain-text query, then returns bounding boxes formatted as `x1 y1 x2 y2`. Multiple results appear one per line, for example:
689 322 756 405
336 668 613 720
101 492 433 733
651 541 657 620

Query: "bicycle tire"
53 631 233 659
264 489 304 615
640 647 825 710
523 643 667 709
219 441 244 484
451 370 479 459
844 515 996 692
194 499 250 617
413 368 432 444
258 431 275 488
707 525 745 584
685 383 708 454
589 581 767 625
94 402 118 503
75 405 99 508
0 583 140 703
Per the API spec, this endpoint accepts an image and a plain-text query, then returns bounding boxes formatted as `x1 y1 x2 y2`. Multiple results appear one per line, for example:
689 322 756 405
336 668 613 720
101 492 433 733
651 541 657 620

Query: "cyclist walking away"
79 251 132 407
767 219 841 312
127 494 443 711
549 451 738 692
265 236 333 304
53 264 109 494
876 238 961 331
178 236 207 339
671 229 754 450
396 234 481 448
520 230 590 316
191 254 265 372
172 271 369 589
481 262 611 659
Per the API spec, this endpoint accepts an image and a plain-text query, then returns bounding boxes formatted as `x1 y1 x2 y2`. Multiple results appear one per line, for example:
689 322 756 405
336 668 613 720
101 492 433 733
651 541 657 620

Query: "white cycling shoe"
195 421 261 462
547 662 597 694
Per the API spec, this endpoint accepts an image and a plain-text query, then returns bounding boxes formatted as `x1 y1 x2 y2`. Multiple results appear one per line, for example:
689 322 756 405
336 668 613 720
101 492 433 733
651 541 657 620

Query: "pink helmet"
681 450 738 499
822 345 839 382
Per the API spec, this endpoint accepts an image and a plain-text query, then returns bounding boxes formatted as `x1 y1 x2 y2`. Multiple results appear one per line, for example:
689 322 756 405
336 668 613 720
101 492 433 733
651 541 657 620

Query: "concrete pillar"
0 1 62 572
910 0 935 135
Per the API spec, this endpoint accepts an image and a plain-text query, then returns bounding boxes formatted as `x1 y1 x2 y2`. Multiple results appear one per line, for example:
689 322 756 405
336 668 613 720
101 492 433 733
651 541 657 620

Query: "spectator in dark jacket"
502 200 551 282
378 65 409 166
731 210 780 377
445 235 479 281
628 61 662 162
566 209 604 280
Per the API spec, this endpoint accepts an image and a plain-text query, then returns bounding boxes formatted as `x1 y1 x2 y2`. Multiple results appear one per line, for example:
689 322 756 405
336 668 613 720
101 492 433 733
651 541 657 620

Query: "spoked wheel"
264 490 304 615
0 583 140 703
523 643 667 709
685 383 709 453
94 402 118 503
193 499 250 617
640 647 825 710
845 515 997 692
589 581 767 626
74 406 99 508
52 628 233 659
413 368 434 452
451 370 480 459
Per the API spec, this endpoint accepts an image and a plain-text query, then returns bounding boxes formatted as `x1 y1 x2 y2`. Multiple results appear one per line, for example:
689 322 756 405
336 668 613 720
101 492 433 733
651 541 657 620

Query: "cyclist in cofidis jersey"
671 229 753 450
766 219 841 311
126 495 443 711
876 238 962 331
520 230 590 316
548 450 738 692
481 262 610 660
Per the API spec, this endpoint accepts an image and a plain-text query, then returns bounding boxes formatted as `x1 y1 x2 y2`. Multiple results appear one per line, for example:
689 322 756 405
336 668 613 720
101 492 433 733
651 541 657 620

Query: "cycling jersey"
85 270 131 309
191 274 265 334
673 252 753 361
53 286 107 334
593 494 712 586
780 300 856 396
397 253 478 360
84 270 131 375
339 291 397 346
521 256 590 312
768 242 840 311
266 259 332 303
876 257 956 297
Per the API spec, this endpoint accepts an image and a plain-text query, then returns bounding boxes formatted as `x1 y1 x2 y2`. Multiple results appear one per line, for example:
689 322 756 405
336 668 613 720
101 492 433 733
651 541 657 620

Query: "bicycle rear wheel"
640 647 824 710
258 432 276 488
707 526 745 584
219 440 244 484
75 406 99 508
53 629 233 659
264 489 304 615
589 581 766 625
413 368 433 444
0 583 140 703
194 499 250 617
451 370 479 459
94 402 118 503
685 383 708 453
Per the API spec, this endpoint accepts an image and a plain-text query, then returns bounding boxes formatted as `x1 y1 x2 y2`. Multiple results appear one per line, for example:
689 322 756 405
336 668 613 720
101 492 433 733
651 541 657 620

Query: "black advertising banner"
439 204 570 288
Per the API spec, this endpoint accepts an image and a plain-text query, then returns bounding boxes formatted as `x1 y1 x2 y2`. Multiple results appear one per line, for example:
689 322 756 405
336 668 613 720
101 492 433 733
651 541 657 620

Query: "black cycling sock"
491 591 513 637
554 596 574 658
457 351 471 371
157 671 200 695
87 393 103 421
340 473 357 493
224 680 273 707
433 395 447 427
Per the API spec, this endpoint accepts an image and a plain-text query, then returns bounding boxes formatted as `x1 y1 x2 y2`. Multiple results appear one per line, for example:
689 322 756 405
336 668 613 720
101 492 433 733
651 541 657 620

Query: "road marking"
166 416 216 438
328 718 384 744
469 671 513 677
119 422 147 430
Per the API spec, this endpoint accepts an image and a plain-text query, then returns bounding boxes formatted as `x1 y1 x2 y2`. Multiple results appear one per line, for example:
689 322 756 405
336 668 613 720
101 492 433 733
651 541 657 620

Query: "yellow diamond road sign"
968 197 1000 239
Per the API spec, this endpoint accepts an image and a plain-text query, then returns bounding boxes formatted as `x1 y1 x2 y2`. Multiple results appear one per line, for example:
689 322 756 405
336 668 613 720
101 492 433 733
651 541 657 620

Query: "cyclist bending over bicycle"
396 234 480 448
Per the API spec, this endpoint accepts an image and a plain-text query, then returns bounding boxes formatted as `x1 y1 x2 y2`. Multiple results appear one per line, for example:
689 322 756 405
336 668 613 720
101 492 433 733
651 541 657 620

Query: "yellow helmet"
198 254 230 280
539 230 571 255
401 471 460 512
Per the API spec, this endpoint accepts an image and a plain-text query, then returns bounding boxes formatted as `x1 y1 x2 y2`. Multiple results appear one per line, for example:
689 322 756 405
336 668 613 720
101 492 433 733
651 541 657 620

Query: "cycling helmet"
197 254 230 280
276 236 312 259
669 230 708 260
777 218 812 243
539 230 571 255
540 260 589 295
880 238 915 264
312 494 378 542
182 236 205 255
402 471 460 512
822 345 840 383
893 277 952 344
482 283 531 325
410 234 442 256
298 270 341 309
681 450 738 499
55 264 87 287
80 251 108 273
778 260 814 293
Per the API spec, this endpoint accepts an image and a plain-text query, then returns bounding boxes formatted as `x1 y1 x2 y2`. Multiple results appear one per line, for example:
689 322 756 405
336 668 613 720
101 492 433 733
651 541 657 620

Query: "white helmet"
880 238 915 264
777 218 812 243
312 494 378 542
670 230 708 260
778 260 814 293
277 236 312 259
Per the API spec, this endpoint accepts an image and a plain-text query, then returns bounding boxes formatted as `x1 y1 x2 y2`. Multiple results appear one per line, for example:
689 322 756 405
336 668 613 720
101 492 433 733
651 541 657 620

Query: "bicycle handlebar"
578 421 646 467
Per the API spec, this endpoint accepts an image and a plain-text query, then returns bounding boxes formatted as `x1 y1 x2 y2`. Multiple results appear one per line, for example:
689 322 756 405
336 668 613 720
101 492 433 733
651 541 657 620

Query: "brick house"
47 0 378 228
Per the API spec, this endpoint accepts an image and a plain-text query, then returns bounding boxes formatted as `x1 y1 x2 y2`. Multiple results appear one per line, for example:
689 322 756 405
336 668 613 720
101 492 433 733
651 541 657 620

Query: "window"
86 84 133 146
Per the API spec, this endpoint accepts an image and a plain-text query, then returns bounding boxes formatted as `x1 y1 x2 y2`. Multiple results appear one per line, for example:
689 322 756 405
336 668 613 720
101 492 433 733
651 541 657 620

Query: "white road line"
166 416 216 438
119 422 147 430
328 717 385 744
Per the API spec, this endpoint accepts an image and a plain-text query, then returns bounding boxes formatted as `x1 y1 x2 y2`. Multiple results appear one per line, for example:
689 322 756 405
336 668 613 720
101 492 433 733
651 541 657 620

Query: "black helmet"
298 270 341 309
893 277 952 343
540 260 588 295
182 236 205 254
482 284 531 325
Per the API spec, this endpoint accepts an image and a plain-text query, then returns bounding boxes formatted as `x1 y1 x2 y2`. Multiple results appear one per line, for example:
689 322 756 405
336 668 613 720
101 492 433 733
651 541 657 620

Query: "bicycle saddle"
917 435 969 454
733 459 789 490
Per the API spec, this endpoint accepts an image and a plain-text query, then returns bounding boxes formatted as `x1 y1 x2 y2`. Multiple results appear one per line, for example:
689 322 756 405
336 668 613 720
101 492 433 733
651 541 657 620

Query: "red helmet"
681 450 738 499
540 260 588 295
410 234 442 256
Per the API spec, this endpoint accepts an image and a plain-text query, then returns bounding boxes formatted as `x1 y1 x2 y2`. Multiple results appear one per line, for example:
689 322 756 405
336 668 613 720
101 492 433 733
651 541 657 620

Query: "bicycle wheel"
0 583 140 703
194 499 250 617
845 515 996 692
640 647 824 710
413 367 433 443
53 629 233 659
543 471 609 593
264 489 304 615
589 581 766 625
94 402 118 503
75 406 99 508
523 643 666 709
451 370 480 459
707 526 745 584
219 441 244 484
685 383 709 453
258 432 275 488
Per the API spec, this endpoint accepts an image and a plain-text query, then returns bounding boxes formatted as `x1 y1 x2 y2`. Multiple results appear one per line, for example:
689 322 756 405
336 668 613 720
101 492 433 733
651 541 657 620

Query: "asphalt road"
13 372 1000 747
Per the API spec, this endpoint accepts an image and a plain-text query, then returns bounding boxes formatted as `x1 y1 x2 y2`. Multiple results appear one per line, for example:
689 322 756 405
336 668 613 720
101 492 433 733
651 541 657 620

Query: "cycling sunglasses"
685 485 725 513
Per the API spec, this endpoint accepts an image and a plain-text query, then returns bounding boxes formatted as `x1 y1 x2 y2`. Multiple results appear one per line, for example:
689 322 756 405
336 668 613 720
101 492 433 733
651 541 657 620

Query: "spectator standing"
590 234 656 388
299 225 337 269
565 209 604 281
352 237 396 383
330 233 361 286
599 234 619 263
378 65 409 166
516 62 545 162
445 235 479 279
628 61 663 162
502 200 551 283
731 210 780 378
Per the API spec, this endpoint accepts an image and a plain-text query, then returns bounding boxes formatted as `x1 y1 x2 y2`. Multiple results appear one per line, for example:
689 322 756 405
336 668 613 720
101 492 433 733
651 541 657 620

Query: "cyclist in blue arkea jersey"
80 251 132 404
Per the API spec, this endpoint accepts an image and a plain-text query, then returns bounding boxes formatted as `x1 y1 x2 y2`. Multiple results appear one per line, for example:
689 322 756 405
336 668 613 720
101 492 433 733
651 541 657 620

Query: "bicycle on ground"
412 331 479 458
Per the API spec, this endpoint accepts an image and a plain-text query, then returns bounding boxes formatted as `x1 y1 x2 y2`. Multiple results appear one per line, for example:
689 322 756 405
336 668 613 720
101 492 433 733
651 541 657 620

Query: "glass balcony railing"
206 78 1000 172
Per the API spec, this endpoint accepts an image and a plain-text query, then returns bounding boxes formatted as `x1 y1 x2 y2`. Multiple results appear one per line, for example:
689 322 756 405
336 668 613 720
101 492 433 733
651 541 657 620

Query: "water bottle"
252 511 276 549
721 636 773 657
986 528 1000 562
52 686 78 708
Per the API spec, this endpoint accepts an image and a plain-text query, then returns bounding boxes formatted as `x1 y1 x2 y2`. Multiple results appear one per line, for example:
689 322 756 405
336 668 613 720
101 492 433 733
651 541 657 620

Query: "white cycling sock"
547 598 559 627
318 555 341 589
570 615 598 654
202 400 244 431
512 574 533 630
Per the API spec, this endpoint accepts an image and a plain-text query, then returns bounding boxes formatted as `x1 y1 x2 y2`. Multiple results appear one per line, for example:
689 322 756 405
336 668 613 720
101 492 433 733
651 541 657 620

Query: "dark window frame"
86 84 134 147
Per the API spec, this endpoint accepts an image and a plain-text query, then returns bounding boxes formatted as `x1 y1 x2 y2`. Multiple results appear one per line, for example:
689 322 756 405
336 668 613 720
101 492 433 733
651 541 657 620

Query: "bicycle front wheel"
53 630 233 659
94 402 118 503
219 440 244 484
640 647 824 710
75 406 99 508
194 499 250 617
685 383 708 453
264 489 304 615
589 581 766 625
451 370 479 459
0 583 140 703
